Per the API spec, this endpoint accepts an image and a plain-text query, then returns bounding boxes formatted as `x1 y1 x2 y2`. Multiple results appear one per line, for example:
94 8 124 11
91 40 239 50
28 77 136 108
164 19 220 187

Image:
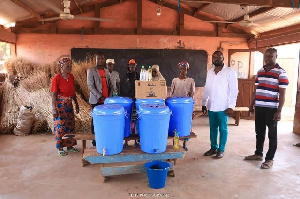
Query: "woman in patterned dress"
51 58 80 156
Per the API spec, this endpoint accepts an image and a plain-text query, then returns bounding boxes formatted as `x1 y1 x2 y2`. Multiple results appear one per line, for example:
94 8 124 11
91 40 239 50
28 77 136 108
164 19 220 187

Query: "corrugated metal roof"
200 3 260 21
1 0 300 34
251 8 300 33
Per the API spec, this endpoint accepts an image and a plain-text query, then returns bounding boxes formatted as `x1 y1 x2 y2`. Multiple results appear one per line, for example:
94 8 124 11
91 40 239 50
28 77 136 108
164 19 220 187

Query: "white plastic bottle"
140 65 146 81
144 66 149 81
148 66 152 81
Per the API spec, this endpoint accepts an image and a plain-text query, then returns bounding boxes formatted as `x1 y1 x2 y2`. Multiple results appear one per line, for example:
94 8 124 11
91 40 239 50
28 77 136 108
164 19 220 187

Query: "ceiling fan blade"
74 16 115 22
39 17 61 22
205 21 236 24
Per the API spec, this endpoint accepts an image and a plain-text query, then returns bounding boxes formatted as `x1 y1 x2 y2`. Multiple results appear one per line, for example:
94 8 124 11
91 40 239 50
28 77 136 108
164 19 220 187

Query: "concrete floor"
0 117 300 199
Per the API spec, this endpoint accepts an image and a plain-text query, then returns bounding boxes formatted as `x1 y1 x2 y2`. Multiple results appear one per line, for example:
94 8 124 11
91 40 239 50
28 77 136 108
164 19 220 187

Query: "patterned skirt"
53 95 77 149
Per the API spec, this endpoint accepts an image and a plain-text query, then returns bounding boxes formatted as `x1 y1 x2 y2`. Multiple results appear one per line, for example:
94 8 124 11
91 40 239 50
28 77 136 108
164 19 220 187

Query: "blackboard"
71 48 208 87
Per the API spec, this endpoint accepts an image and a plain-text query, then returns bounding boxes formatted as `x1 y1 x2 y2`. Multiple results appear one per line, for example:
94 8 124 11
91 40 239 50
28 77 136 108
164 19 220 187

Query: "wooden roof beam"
148 0 250 36
231 7 276 22
10 0 42 20
72 0 83 14
183 0 298 8
193 3 210 16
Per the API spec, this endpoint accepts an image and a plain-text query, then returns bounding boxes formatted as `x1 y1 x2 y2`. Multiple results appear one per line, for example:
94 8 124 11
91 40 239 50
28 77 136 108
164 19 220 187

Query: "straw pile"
72 60 94 102
0 57 94 135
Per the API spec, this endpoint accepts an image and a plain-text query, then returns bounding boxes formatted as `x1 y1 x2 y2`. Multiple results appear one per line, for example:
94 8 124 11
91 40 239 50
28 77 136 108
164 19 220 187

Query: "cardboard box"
135 80 167 99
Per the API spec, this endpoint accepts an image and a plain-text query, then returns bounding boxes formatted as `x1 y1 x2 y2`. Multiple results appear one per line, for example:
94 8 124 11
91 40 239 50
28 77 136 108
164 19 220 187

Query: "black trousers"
91 102 103 146
254 106 278 161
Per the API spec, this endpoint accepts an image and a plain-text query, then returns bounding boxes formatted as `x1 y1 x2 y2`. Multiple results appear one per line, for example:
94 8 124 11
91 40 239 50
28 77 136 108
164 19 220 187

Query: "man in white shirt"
202 51 239 158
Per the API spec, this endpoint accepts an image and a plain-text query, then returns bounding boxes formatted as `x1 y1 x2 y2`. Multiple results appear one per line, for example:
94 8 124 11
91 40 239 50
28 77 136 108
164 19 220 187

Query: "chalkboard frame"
71 48 208 87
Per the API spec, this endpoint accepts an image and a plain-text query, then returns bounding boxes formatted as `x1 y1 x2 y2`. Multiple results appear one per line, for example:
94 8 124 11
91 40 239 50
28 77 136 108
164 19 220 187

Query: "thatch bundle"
72 60 94 102
0 57 93 135
4 57 36 77
0 83 20 134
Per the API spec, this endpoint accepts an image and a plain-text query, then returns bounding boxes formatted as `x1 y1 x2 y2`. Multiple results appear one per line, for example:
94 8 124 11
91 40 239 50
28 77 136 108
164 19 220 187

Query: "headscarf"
58 57 72 69
152 64 165 81
178 61 189 70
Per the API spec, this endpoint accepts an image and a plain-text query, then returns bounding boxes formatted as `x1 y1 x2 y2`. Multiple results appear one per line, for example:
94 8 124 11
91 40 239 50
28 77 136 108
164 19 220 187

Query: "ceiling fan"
205 5 255 27
39 0 114 22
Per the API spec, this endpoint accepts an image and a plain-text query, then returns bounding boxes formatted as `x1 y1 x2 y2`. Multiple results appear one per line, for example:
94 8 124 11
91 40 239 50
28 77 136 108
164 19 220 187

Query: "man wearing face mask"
120 59 140 99
87 52 111 146
202 51 239 158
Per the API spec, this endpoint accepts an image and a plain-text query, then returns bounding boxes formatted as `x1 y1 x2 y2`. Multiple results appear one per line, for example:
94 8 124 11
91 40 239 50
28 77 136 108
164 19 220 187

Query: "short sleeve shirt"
51 73 75 97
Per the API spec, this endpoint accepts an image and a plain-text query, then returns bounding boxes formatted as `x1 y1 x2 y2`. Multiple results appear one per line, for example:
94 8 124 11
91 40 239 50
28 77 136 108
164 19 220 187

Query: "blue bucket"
166 97 194 137
138 104 171 153
92 104 125 155
104 97 133 137
135 99 165 112
145 161 170 189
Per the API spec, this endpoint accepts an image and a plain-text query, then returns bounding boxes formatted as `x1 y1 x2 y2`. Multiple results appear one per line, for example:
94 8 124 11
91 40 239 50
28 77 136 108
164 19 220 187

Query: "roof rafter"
231 7 276 22
193 3 210 16
148 0 250 35
10 0 42 20
181 0 298 8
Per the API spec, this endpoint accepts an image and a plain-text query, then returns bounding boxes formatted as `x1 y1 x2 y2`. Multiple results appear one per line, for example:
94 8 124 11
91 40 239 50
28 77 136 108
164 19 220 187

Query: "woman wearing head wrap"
51 57 80 156
151 64 165 81
170 61 195 99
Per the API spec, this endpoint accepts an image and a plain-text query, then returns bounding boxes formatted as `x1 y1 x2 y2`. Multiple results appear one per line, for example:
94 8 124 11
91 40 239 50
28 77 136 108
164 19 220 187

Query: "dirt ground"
0 117 299 199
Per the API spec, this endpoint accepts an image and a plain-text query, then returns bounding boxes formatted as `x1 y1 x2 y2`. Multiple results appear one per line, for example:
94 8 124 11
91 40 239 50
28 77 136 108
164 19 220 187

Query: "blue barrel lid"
104 97 133 104
92 104 125 116
136 98 164 104
139 104 170 115
166 97 194 104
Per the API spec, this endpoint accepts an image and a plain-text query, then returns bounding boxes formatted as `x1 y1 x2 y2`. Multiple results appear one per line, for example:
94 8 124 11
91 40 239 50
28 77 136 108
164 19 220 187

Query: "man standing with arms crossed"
245 48 289 169
202 51 239 158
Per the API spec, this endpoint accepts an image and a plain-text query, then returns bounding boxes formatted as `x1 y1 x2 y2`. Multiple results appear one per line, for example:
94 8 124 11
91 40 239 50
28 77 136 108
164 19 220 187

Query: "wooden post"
137 0 142 35
94 4 100 34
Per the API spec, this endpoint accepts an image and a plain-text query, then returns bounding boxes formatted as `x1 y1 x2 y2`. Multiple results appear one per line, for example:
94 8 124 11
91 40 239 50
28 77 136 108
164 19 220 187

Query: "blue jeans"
208 110 229 152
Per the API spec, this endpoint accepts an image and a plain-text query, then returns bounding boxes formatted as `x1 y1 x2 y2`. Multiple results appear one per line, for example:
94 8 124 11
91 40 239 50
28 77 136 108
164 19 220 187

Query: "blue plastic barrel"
138 104 171 153
104 97 133 137
92 104 125 155
135 99 165 112
145 160 170 189
166 97 194 137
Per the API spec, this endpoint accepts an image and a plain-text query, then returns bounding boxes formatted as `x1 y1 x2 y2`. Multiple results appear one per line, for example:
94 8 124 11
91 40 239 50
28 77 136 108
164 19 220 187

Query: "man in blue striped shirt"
245 48 289 169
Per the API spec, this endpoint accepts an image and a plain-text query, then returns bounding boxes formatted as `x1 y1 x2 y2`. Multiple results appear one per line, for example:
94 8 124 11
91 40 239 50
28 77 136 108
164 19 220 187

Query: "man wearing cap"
202 51 239 158
87 52 112 146
120 59 140 99
106 59 120 96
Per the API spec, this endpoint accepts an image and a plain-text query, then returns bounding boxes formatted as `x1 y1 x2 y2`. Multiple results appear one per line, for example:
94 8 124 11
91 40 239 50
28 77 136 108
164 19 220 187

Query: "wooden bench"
193 106 249 126
64 132 196 166
83 145 186 182
232 107 249 126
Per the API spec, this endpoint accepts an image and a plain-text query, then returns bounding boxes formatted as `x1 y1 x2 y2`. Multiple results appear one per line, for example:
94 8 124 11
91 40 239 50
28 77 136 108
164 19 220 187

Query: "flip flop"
261 160 274 169
67 147 80 152
244 154 263 161
58 150 68 156
293 143 300 147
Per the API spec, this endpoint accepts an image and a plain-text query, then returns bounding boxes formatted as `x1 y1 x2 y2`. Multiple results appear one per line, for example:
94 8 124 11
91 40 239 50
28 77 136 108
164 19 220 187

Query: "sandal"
261 160 274 169
244 154 263 161
67 147 80 152
58 149 68 156
293 143 300 147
